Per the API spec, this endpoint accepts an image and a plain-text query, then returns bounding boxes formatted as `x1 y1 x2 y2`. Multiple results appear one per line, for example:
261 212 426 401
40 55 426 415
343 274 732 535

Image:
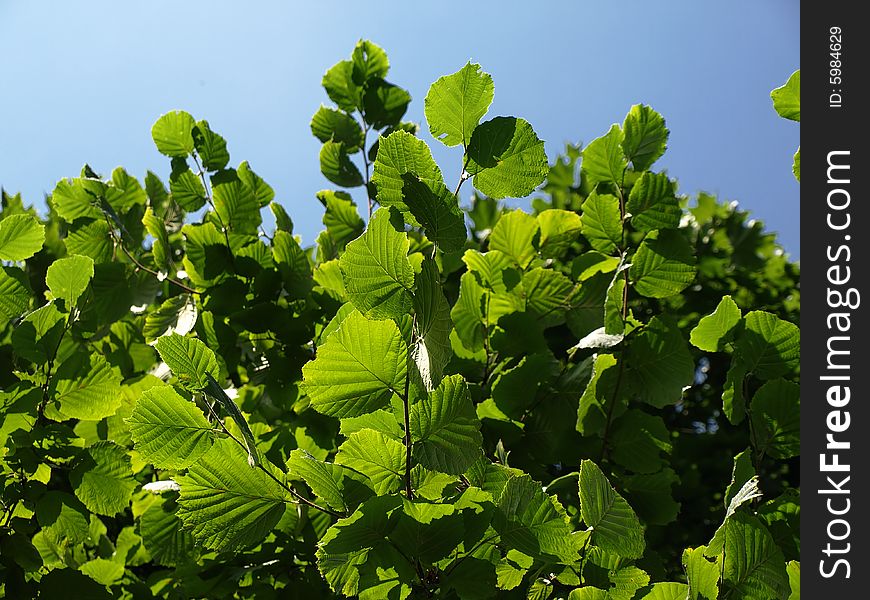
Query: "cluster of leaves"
1 40 800 599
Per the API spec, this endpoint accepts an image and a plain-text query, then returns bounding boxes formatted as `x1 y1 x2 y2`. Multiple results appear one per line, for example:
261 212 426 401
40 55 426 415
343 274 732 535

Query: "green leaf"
489 210 540 269
636 583 690 600
724 449 755 511
79 558 125 586
625 316 694 408
105 167 146 212
46 254 94 306
335 429 405 495
537 209 583 258
363 78 411 129
0 266 31 321
771 70 800 122
466 117 549 199
52 350 122 420
690 295 742 352
202 372 260 467
319 190 365 247
629 229 696 298
70 441 136 516
372 130 444 213
311 106 365 152
787 561 800 600
352 39 389 83
316 496 404 596
320 140 364 188
51 177 102 222
127 385 214 469
578 459 645 559
410 374 481 475
491 353 558 417
36 491 90 546
169 167 207 211
412 259 453 390
603 267 626 335
238 161 274 207
339 208 414 319
143 294 197 343
568 588 608 600
288 449 348 513
212 177 261 234
154 333 220 391
192 120 230 170
151 110 196 158
622 105 669 172
622 468 681 526
140 498 195 566
401 174 468 252
303 310 408 418
176 438 287 551
272 230 313 299
737 311 800 379
750 379 800 459
576 353 625 436
609 410 671 473
11 301 64 364
580 192 622 254
582 124 626 187
424 62 494 147
627 172 680 232
683 545 719 600
722 360 748 424
64 219 113 265
793 147 800 182
323 60 362 112
391 499 465 564
494 474 578 563
718 513 790 600
0 214 45 261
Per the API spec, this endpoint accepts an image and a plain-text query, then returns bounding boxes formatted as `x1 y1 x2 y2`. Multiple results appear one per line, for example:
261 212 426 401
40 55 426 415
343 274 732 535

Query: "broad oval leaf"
70 441 136 516
311 106 365 152
339 208 414 320
127 385 215 469
176 438 288 552
151 110 196 158
690 295 742 352
410 374 482 475
466 117 549 199
302 310 408 418
582 124 626 188
372 130 444 212
424 62 494 147
46 254 95 307
629 229 696 298
622 105 669 172
578 459 645 559
736 311 800 379
771 70 800 122
154 333 220 391
0 214 45 261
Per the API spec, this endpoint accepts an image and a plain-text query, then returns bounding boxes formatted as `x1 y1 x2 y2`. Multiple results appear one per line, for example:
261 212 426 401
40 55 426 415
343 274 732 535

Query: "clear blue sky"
0 1 800 256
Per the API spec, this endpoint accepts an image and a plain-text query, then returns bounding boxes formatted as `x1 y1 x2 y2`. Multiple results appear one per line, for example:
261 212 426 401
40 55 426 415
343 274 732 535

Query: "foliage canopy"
1 41 800 599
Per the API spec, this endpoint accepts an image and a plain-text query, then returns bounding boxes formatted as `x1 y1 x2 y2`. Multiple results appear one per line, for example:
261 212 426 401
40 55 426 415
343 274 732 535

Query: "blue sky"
0 1 800 255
